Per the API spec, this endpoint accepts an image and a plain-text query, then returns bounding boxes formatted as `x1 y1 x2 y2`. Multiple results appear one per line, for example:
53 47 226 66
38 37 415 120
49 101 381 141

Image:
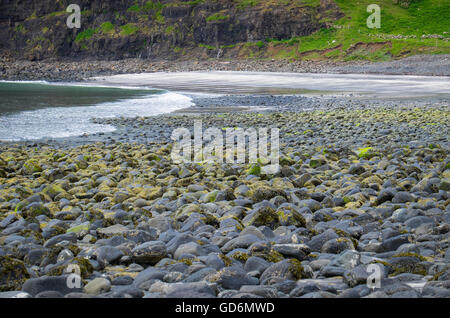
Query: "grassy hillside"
2 0 449 61
237 0 450 61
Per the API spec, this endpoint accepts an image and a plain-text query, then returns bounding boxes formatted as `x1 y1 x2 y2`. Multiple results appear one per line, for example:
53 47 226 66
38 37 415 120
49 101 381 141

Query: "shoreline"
1 54 449 82
1 92 448 149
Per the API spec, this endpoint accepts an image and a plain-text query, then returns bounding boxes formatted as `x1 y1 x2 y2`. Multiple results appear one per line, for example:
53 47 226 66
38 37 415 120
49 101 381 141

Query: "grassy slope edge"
234 0 450 61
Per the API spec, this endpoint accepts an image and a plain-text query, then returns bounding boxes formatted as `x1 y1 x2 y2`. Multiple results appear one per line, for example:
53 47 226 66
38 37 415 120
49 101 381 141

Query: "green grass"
165 25 176 35
154 11 165 23
255 40 265 48
326 0 448 43
184 0 205 5
126 1 166 14
75 28 97 42
24 0 450 62
120 24 139 36
235 0 260 10
100 22 115 34
221 44 236 49
143 0 165 11
206 13 229 22
199 43 216 50
127 4 142 12
259 0 450 61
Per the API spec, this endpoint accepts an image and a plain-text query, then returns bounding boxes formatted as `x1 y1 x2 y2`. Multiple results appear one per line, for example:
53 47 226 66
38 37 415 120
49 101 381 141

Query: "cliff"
0 0 343 61
1 0 448 62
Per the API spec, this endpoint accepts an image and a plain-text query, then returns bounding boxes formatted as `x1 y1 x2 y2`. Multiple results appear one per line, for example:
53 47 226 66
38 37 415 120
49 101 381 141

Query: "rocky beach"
1 54 450 82
0 85 449 298
1 0 450 304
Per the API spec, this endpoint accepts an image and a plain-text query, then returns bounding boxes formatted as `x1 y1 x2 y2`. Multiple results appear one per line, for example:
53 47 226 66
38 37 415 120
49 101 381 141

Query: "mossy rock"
219 254 233 267
23 159 42 174
15 186 33 198
250 186 286 203
276 206 306 227
46 257 94 279
246 163 261 176
439 179 450 191
202 190 219 203
139 187 163 200
309 158 323 168
143 153 161 162
74 159 88 169
253 249 285 263
22 202 52 218
230 251 249 262
173 203 201 222
432 269 449 281
0 256 30 292
392 252 428 261
242 206 279 229
44 225 67 238
288 258 306 280
43 245 81 268
42 184 67 201
20 228 44 242
279 156 296 166
178 258 194 266
66 223 90 234
199 212 220 227
271 178 294 190
389 255 428 276
175 177 195 187
93 192 109 202
178 168 194 178
361 175 383 186
260 258 306 285
14 200 28 214
357 147 376 159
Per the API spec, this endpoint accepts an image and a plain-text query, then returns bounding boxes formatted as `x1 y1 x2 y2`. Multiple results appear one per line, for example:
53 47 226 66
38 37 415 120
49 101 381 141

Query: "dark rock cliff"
0 0 344 61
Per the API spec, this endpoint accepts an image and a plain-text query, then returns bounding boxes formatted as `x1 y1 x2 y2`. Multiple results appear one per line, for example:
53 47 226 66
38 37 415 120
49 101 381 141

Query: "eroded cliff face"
0 0 343 61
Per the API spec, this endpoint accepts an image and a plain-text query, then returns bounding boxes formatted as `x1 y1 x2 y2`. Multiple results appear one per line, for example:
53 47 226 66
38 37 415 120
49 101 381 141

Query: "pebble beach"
0 87 449 298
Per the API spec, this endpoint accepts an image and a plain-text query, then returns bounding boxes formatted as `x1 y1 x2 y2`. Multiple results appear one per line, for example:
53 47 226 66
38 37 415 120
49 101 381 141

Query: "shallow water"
0 81 193 141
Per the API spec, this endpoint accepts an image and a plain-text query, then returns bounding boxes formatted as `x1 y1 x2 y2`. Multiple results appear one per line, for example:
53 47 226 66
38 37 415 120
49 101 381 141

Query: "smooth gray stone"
95 245 124 265
183 267 217 283
207 266 258 290
308 229 339 252
22 275 82 296
381 234 411 252
43 233 77 248
244 256 271 275
404 216 434 229
133 267 167 288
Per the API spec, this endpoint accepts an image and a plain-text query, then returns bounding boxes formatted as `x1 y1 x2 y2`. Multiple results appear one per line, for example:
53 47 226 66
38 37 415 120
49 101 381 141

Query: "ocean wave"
0 91 193 142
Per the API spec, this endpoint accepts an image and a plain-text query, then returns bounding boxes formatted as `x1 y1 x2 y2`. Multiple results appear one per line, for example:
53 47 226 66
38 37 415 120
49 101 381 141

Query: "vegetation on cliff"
0 0 448 61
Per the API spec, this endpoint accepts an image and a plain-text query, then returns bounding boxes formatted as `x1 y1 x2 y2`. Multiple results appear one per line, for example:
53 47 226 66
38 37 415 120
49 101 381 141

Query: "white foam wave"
0 92 193 142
